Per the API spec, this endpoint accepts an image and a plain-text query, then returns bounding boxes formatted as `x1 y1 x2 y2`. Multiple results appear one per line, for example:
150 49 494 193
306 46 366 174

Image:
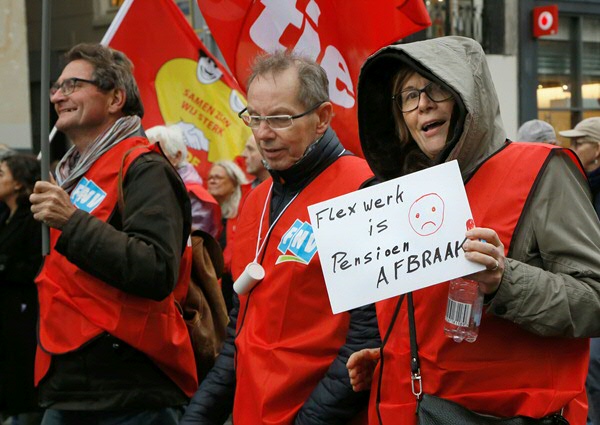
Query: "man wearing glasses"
29 44 196 424
181 51 380 425
560 117 600 425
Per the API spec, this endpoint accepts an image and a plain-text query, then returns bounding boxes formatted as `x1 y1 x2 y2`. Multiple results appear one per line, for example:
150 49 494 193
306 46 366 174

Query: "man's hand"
346 348 380 392
30 177 77 229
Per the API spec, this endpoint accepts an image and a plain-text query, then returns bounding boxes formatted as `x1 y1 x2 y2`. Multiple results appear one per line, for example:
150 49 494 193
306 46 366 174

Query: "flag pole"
101 0 135 46
40 0 52 255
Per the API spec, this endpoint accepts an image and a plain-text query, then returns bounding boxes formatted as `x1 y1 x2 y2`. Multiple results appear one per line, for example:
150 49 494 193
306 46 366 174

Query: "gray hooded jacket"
357 36 600 338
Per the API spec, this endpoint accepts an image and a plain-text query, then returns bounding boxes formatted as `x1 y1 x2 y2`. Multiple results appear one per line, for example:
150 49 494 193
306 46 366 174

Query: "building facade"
15 0 600 154
411 0 600 144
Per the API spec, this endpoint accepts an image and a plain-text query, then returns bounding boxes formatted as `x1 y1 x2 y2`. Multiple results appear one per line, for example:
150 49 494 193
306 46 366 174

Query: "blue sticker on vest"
276 219 318 265
70 178 107 213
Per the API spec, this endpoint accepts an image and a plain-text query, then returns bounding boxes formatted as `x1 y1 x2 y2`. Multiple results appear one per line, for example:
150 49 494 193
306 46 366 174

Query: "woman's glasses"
392 82 453 113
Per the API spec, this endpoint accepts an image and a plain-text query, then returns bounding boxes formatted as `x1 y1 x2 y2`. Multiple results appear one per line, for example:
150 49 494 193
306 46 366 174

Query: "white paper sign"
308 160 485 314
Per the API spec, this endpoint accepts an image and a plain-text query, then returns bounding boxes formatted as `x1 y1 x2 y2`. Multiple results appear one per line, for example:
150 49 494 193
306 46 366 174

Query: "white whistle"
233 262 265 295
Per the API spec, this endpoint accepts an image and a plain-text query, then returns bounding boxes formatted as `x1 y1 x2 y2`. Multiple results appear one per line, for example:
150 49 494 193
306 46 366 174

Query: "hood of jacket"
357 36 506 181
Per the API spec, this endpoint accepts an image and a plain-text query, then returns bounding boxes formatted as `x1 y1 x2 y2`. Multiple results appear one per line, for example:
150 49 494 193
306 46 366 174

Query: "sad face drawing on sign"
408 193 445 236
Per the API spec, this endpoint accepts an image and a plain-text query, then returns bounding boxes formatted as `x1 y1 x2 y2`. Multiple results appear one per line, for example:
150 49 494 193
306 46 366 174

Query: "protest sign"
308 160 485 313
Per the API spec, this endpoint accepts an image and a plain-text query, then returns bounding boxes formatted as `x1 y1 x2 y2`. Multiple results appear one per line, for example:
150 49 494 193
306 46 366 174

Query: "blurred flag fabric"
196 0 431 158
103 0 252 180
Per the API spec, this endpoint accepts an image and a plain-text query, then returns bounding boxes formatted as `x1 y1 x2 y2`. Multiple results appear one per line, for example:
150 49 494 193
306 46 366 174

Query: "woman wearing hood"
347 36 600 424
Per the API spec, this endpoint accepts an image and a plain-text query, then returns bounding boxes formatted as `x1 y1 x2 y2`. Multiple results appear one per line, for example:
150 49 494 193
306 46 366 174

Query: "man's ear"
315 101 333 135
108 88 127 114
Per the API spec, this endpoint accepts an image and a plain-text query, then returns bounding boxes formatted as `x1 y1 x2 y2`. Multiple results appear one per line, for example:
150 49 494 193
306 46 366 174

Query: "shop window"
537 15 600 146
582 17 600 117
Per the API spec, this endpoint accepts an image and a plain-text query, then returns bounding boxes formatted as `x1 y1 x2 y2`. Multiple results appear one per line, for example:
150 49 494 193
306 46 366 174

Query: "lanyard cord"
254 183 300 263
254 146 347 261
236 184 300 339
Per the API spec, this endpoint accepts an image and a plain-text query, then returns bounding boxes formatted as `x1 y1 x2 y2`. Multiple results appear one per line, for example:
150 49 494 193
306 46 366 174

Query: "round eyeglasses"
238 101 325 130
392 82 453 113
50 77 100 97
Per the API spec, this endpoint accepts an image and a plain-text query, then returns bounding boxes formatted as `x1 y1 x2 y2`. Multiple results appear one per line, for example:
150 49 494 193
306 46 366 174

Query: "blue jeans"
588 338 600 425
40 408 183 425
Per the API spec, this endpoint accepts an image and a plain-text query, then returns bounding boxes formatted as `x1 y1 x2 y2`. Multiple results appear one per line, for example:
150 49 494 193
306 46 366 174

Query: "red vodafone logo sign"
538 11 554 31
533 5 558 37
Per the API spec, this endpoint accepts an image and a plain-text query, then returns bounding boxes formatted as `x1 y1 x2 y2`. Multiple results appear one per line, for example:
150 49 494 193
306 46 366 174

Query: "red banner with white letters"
103 0 252 180
196 0 431 157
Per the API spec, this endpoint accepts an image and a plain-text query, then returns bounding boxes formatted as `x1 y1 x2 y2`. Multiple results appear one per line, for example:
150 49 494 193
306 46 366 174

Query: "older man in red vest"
181 51 381 425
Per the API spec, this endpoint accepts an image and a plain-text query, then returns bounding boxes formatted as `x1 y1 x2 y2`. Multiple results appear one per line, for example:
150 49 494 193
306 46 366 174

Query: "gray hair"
212 160 248 219
65 43 144 118
247 50 329 109
146 125 188 167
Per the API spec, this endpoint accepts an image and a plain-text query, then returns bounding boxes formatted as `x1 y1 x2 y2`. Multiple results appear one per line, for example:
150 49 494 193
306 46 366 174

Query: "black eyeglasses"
392 82 453 113
50 77 100 96
238 101 325 130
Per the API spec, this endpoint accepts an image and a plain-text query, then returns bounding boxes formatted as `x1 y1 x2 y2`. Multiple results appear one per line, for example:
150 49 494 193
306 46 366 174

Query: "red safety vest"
371 142 589 424
35 137 197 396
232 155 373 425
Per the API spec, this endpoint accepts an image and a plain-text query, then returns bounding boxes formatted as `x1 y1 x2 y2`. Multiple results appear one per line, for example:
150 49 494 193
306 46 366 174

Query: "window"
94 0 193 26
425 0 484 43
93 0 122 26
537 15 600 144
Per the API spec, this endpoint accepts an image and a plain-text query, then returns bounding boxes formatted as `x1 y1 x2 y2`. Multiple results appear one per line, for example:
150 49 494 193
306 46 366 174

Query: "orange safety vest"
371 142 589 424
35 137 197 397
232 155 373 425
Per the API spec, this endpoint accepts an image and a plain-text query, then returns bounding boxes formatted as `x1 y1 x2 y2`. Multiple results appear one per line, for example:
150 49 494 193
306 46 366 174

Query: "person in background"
516 119 558 144
207 160 247 312
0 154 43 425
560 117 600 217
241 134 269 188
0 146 16 219
559 116 600 425
180 50 380 425
347 36 600 424
146 125 221 237
29 43 195 425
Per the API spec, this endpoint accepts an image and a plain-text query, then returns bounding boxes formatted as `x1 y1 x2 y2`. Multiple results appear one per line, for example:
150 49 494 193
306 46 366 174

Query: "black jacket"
181 128 381 424
0 203 42 415
38 149 192 410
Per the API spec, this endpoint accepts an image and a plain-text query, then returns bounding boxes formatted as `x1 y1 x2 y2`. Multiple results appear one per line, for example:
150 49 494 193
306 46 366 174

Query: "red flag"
196 0 431 157
103 0 252 180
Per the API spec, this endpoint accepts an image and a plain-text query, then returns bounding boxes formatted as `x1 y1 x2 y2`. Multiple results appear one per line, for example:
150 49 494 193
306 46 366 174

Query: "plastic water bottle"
444 278 483 343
